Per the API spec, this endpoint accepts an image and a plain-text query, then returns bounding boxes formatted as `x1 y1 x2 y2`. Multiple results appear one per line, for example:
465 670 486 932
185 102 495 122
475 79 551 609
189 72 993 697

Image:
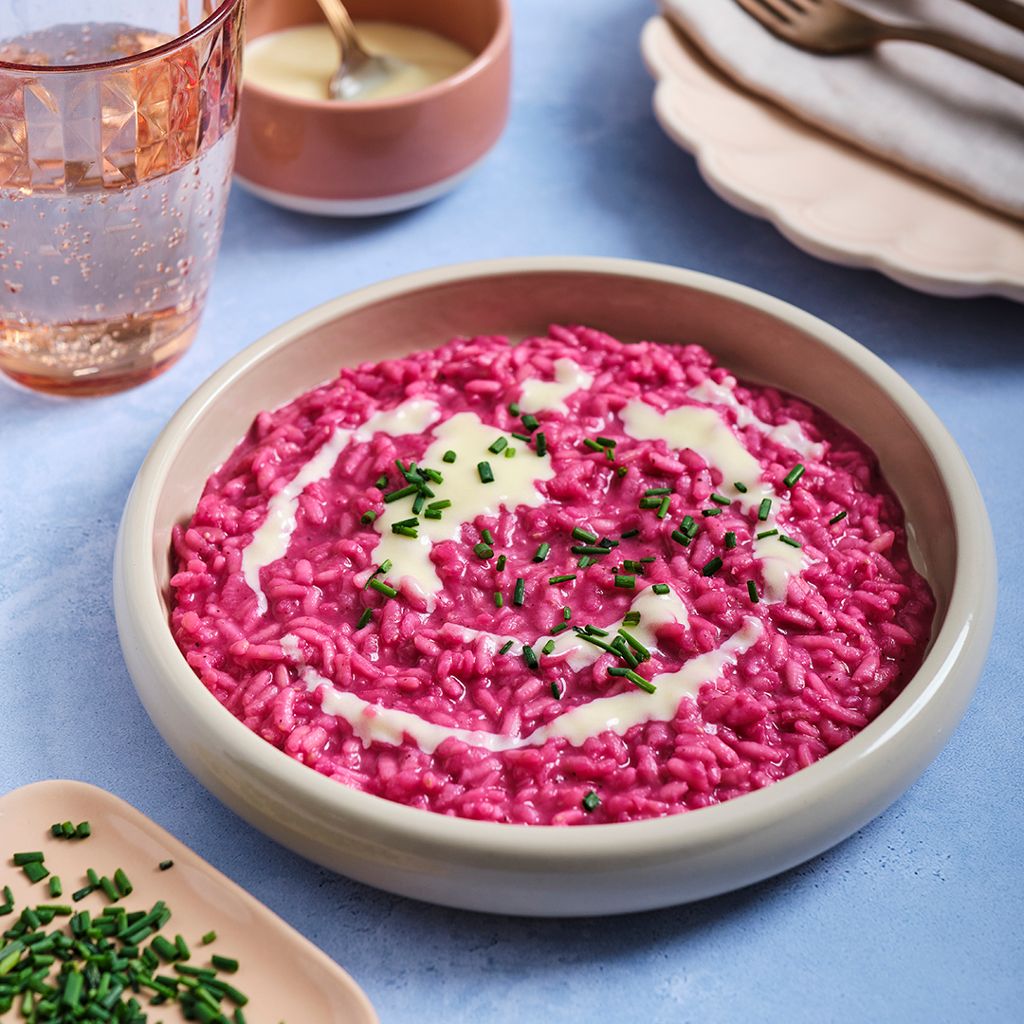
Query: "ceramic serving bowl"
235 0 511 215
114 257 995 916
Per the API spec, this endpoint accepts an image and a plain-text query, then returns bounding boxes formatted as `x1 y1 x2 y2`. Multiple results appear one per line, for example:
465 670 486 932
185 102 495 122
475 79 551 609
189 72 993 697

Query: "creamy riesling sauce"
244 22 475 103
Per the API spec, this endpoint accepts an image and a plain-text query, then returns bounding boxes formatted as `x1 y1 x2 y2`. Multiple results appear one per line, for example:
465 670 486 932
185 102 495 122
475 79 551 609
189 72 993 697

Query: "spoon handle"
313 0 371 62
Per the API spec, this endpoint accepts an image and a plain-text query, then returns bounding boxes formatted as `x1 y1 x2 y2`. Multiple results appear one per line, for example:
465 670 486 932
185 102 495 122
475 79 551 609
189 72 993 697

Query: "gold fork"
734 0 1024 86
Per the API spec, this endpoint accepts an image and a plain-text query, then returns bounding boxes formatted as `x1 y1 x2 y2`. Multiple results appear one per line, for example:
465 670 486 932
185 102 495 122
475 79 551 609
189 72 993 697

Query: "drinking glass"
0 0 244 396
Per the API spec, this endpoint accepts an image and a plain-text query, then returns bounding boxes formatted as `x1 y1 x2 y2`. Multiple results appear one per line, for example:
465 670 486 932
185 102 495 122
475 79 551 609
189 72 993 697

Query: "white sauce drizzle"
286 617 762 754
686 377 824 459
242 398 441 613
620 399 803 601
517 358 594 415
370 412 557 604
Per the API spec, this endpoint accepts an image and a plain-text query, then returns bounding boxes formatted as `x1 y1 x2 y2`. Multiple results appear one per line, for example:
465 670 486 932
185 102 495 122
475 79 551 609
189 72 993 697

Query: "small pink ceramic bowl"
235 0 511 215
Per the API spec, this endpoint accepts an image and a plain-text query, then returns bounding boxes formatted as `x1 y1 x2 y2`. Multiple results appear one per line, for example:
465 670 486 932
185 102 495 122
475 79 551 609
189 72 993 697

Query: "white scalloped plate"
641 16 1024 302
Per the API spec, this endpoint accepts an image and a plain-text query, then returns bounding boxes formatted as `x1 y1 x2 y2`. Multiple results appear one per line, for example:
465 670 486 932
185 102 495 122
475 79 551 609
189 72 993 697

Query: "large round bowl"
114 257 995 916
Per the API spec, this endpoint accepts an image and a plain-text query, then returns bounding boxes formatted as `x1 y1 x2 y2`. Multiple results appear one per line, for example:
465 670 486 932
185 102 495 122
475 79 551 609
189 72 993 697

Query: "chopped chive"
639 496 662 509
411 493 425 515
756 529 779 540
656 496 671 519
360 509 378 525
423 468 444 484
22 862 48 884
513 577 526 606
533 543 550 562
535 431 548 456
621 528 640 539
551 622 570 636
496 554 507 571
623 611 641 627
616 465 628 477
368 579 397 598
474 542 493 560
442 450 457 463
584 625 609 637
99 875 118 901
375 474 389 489
702 508 722 517
702 556 723 577
393 517 418 529
521 413 539 431
710 493 731 506
758 498 772 521
779 535 802 548
542 639 556 656
174 933 190 960
511 431 531 442
578 556 593 568
508 401 520 416
212 955 239 974
652 583 670 595
734 481 748 493
481 528 494 544
71 886 93 901
551 682 562 699
50 823 63 837
607 667 657 694
391 524 418 538
12 852 44 865
596 436 616 447
583 438 604 453
383 483 418 503
477 461 494 483
159 860 174 870
621 560 644 573
618 628 650 661
725 531 737 549
563 606 572 620
48 877 62 898
505 447 516 458
113 870 132 898
571 526 598 544
493 591 504 608
670 529 691 546
783 464 805 488
424 509 442 520
548 574 577 585
73 822 90 839
613 574 636 589
522 646 538 671
640 555 656 563
356 608 373 629
571 545 612 556
488 436 508 454
582 791 601 812
830 510 848 525
644 487 671 496
499 640 514 655
747 580 760 603
202 931 217 945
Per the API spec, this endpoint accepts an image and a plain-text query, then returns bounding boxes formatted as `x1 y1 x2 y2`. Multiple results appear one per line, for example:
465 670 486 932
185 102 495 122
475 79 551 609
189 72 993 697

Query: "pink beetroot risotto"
170 327 933 825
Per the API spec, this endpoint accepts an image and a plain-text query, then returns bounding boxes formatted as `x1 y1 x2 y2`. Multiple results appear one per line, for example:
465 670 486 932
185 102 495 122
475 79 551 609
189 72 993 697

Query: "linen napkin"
661 0 1024 221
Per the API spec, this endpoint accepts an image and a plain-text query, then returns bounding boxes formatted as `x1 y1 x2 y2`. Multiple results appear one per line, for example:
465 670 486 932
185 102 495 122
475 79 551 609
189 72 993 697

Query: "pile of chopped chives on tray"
0 826 263 1024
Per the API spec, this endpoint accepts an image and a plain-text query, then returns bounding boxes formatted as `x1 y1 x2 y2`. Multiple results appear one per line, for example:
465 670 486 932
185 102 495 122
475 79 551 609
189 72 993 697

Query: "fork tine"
735 0 794 26
751 0 797 25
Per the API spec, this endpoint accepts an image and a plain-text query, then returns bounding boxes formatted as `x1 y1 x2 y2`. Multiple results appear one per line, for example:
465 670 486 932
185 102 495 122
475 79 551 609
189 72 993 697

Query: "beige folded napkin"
661 0 1024 221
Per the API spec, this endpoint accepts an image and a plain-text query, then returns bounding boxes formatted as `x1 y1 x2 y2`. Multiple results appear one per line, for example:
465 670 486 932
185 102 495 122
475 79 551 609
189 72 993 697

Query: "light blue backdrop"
3 2 1021 1020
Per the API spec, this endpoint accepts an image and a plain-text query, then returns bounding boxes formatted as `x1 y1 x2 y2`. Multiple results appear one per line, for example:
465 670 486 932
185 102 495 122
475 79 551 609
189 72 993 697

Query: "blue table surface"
3 2 1022 1020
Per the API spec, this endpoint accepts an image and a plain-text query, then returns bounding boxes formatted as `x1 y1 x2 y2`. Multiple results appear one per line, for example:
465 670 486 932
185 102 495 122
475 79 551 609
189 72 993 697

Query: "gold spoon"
312 0 409 101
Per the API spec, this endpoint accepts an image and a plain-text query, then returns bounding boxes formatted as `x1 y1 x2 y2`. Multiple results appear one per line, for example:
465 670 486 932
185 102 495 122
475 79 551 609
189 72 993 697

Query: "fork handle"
955 0 1024 33
889 24 1024 86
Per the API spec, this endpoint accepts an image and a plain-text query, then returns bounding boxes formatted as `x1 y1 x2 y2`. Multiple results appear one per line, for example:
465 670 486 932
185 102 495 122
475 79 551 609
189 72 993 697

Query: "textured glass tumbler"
0 0 243 396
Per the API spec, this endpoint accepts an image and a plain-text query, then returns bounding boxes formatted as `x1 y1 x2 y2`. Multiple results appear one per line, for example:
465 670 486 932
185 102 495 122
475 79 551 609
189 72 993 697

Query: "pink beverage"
0 2 243 396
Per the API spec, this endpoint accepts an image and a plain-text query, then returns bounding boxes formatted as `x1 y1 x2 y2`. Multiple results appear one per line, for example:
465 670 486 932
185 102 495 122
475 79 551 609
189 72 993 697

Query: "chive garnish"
22 862 48 884
613 574 636 589
424 509 442 520
542 639 556 656
360 510 378 524
607 667 657 693
620 528 640 539
584 625 609 637
616 465 628 477
499 640 514 655
639 497 662 509
522 645 539 671
74 822 90 839
391 524 418 538
481 528 494 544
496 554 507 571
571 545 612 556
548 574 577 585
702 508 722 517
368 579 397 598
756 529 778 540
493 591 504 608
618 628 650 661
783 464 805 487
656 496 671 519
477 461 494 483
423 468 444 484
779 535 802 548
551 682 562 699
505 447 516 458
202 931 217 945
511 431 531 442
375 473 389 489
513 578 526 606
725 531 737 549
623 611 641 627
710 493 730 505
830 510 847 524
211 955 239 974
652 583 670 595
550 622 570 635
113 869 132 897
442 450 457 463
581 792 601 812
488 436 508 454
535 432 548 456
356 608 373 629
747 580 760 603
734 481 748 493
571 526 598 544
383 483 418 503
12 852 44 865
563 606 572 620
670 530 691 546
159 860 174 870
48 876 62 898
473 542 493 560
508 402 520 416
533 543 551 562
644 487 671 496
411 493 425 515
521 413 539 431
583 438 604 453
578 556 593 568
702 557 723 577
680 515 698 537
757 498 772 521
